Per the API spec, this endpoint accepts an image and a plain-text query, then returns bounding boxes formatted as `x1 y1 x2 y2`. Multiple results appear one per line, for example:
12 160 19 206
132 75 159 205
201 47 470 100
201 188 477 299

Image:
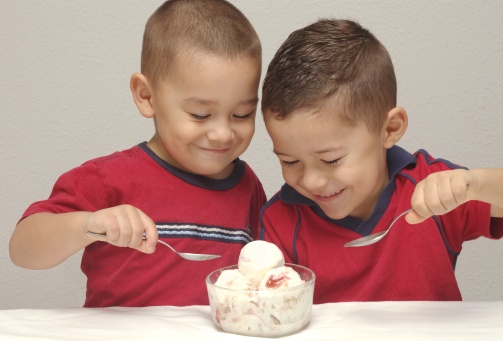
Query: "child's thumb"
405 210 428 225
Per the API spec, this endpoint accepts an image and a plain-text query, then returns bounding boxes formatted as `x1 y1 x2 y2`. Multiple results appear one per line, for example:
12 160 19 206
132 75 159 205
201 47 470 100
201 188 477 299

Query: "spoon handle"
344 208 413 247
87 231 147 240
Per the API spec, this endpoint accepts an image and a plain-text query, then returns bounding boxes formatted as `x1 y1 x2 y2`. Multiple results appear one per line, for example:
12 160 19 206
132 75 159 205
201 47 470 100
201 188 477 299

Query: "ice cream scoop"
258 266 304 290
215 269 251 290
238 240 285 287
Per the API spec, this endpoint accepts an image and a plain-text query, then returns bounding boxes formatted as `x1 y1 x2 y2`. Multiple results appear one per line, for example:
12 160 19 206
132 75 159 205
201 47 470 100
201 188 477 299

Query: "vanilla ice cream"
238 240 285 287
258 266 304 290
214 269 251 290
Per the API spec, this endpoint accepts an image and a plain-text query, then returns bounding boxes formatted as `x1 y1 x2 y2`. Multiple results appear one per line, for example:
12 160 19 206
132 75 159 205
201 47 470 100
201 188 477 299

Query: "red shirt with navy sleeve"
21 142 267 307
259 146 503 303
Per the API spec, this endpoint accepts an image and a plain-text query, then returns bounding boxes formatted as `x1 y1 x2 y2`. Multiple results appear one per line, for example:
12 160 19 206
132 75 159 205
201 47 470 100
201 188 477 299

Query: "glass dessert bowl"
206 263 315 337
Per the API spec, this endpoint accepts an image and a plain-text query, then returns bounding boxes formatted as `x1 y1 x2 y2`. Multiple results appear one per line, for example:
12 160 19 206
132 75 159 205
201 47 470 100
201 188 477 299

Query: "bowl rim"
206 263 315 293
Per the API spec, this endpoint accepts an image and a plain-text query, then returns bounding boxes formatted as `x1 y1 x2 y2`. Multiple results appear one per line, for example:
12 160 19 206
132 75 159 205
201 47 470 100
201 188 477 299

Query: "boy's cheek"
281 170 299 186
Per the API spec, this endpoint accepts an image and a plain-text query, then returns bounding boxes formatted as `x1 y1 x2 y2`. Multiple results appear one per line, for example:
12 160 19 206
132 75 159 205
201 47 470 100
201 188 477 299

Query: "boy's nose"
207 122 234 143
300 168 328 192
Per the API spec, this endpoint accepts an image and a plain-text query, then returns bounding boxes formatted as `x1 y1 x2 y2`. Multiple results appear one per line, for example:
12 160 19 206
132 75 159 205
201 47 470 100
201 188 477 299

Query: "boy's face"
148 52 260 179
266 110 390 221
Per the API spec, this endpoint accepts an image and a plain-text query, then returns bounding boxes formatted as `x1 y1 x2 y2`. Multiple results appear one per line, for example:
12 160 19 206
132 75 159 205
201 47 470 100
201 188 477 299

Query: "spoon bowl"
156 239 220 261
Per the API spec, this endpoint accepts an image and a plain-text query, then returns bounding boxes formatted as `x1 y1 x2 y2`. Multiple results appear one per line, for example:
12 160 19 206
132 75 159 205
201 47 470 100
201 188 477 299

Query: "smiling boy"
10 0 266 307
259 19 503 303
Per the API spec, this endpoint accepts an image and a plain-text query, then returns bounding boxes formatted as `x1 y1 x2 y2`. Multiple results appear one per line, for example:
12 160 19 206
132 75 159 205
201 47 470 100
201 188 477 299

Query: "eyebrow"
183 97 259 106
273 146 342 156
313 147 343 154
273 149 288 156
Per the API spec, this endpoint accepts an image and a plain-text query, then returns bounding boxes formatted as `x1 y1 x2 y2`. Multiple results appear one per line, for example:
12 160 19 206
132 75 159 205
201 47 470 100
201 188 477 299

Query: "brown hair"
261 19 396 134
141 0 261 85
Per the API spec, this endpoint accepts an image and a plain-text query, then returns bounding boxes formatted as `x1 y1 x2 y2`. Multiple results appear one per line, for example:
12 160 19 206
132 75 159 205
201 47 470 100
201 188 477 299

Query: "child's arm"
405 168 503 224
9 205 158 270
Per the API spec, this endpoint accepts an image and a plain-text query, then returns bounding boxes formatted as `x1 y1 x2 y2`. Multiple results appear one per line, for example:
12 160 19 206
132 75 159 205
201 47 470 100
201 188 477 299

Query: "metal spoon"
86 231 221 261
344 209 413 247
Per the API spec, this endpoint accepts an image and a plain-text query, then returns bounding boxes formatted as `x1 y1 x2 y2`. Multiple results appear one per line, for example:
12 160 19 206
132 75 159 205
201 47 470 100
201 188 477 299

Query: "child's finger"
423 180 448 216
113 212 134 246
436 177 458 213
410 182 435 220
405 209 429 224
137 211 158 254
451 173 470 204
126 210 148 249
99 212 122 243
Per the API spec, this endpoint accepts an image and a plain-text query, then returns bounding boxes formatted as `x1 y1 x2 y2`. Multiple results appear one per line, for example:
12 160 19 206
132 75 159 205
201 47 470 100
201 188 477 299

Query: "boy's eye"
233 111 255 120
189 113 209 120
280 160 298 167
323 158 341 166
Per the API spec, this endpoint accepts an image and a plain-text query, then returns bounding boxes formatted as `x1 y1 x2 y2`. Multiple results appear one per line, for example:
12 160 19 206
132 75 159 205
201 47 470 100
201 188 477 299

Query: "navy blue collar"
279 145 417 233
138 142 245 191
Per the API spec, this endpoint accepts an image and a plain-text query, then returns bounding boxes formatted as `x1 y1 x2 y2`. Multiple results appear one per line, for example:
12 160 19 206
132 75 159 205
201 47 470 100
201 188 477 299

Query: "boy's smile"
146 52 260 179
266 110 391 221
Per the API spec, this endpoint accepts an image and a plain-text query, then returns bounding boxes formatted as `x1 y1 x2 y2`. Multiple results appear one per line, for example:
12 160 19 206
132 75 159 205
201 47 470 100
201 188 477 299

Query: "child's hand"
84 204 158 254
405 169 475 224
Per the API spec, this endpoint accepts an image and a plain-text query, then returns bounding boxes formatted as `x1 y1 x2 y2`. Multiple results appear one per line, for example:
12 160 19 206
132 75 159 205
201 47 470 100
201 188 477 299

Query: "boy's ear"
130 72 155 118
383 106 408 149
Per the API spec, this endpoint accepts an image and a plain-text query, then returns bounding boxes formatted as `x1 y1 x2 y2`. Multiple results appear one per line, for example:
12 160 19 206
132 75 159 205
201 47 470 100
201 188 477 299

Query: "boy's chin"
317 205 349 220
196 163 234 180
324 211 349 220
319 205 366 221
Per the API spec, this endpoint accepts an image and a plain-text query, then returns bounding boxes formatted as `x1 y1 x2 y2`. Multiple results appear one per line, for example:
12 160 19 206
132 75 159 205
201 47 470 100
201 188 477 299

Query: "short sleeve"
439 200 499 253
20 162 111 220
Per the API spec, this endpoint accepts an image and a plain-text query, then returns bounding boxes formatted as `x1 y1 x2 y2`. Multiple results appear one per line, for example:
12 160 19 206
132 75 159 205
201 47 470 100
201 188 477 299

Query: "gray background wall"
1 0 502 309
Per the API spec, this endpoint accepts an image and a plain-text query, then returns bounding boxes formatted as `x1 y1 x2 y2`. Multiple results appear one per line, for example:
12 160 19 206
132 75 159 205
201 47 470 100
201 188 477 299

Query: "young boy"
260 19 503 303
9 0 266 307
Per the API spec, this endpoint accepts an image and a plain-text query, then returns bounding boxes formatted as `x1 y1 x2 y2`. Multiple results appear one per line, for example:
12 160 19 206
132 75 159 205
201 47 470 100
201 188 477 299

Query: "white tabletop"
1 301 503 340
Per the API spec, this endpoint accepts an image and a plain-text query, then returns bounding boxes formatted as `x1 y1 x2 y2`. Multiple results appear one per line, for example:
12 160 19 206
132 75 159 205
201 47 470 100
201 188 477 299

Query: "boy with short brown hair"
10 0 266 307
260 18 503 303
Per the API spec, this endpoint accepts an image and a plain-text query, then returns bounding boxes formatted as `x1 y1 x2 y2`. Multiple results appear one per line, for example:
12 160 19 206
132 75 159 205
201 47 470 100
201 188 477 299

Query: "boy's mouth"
199 147 232 154
313 189 344 202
